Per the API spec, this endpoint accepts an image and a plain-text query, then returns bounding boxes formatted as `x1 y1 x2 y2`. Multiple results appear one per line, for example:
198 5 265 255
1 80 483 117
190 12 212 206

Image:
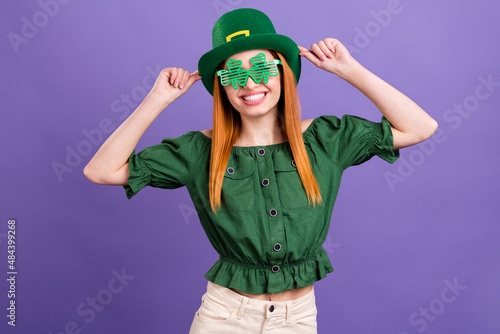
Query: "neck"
235 110 285 147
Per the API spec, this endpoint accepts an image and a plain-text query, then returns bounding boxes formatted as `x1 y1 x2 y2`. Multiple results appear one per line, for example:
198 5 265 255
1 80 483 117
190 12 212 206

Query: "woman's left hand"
298 38 357 78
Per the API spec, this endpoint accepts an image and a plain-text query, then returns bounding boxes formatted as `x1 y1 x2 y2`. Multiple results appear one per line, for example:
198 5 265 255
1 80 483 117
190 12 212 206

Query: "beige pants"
189 281 318 334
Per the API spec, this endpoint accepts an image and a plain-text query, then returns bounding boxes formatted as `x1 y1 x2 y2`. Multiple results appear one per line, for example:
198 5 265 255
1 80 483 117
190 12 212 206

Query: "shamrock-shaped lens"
217 52 282 90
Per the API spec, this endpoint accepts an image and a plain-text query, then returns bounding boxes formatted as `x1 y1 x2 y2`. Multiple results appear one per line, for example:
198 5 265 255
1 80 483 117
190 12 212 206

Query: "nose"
243 76 260 90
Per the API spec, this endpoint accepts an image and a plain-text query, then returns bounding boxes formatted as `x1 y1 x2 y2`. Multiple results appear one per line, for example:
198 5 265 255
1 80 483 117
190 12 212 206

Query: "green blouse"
124 115 399 294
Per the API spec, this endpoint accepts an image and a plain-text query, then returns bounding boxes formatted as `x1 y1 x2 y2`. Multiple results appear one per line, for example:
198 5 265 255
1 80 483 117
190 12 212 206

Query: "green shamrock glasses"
217 52 282 90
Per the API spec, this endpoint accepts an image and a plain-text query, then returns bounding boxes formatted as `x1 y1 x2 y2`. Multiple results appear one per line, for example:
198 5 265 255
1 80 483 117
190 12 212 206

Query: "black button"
273 243 281 252
261 179 270 187
258 148 266 156
269 209 277 217
291 159 296 167
271 265 280 273
269 305 275 312
227 167 235 174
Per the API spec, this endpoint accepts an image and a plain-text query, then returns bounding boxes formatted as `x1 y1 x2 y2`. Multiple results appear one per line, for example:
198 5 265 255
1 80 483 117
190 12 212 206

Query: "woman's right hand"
149 67 202 104
83 67 202 186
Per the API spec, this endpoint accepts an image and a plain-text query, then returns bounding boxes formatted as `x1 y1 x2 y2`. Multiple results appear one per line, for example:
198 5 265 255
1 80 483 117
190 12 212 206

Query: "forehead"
224 49 275 66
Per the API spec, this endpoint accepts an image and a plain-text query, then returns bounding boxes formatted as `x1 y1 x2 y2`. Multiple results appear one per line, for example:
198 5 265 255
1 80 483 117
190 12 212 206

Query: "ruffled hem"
372 116 400 164
123 149 151 199
204 248 334 294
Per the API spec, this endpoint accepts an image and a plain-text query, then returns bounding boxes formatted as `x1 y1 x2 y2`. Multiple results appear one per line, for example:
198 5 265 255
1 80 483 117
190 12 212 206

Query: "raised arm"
298 38 438 150
83 68 201 185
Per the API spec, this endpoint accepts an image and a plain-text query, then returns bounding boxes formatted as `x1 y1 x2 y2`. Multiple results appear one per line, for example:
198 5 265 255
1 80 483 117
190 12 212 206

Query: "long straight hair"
209 51 322 213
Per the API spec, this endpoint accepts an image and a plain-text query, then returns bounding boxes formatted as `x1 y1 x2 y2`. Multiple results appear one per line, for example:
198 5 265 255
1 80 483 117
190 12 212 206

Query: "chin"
236 98 280 118
237 105 278 118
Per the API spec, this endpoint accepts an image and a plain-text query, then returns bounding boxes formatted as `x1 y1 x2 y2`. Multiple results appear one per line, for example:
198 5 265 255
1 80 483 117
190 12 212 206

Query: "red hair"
209 51 322 213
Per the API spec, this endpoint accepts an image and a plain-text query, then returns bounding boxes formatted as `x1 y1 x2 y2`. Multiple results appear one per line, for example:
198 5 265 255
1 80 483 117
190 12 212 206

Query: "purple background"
1 0 499 333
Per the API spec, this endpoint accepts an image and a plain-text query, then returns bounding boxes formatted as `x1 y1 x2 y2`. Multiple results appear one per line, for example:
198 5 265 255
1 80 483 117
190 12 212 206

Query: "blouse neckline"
196 117 319 150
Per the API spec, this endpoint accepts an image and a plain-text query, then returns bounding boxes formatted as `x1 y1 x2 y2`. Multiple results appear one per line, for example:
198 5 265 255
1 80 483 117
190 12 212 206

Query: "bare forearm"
84 92 172 183
341 59 438 141
83 67 201 185
298 38 438 149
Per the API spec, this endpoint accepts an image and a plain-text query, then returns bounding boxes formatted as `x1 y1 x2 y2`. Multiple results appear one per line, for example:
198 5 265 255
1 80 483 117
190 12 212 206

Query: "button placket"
258 148 270 188
255 147 285 289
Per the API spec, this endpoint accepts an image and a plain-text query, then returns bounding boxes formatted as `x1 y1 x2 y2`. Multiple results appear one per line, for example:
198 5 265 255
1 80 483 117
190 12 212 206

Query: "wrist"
145 90 174 109
337 58 364 81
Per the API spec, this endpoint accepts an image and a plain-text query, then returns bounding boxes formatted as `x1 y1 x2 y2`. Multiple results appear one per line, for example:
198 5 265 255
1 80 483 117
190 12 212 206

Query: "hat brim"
198 33 301 95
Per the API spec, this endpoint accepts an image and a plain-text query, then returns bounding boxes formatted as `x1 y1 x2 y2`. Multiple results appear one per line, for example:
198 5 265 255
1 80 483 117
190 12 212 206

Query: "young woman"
84 8 437 334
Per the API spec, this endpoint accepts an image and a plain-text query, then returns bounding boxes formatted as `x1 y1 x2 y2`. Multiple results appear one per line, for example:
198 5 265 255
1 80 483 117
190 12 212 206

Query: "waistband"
205 280 316 321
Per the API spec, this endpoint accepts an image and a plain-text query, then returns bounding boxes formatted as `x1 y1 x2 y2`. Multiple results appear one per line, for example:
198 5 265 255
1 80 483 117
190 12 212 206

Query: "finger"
325 38 339 54
298 45 308 56
160 68 172 81
318 40 334 59
298 45 321 67
169 67 178 85
311 43 326 61
192 71 202 81
176 68 186 88
184 71 202 89
179 69 191 89
190 70 202 82
174 68 185 88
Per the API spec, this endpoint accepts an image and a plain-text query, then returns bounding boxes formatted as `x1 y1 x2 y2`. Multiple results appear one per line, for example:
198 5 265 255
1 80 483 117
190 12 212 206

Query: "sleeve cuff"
370 116 400 164
123 149 151 199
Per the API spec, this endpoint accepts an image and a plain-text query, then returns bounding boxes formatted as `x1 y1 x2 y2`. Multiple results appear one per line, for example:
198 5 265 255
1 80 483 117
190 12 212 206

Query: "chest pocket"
219 155 256 212
273 153 309 209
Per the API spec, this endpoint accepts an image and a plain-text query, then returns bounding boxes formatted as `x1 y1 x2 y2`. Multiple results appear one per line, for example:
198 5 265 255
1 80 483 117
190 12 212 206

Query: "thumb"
182 70 202 90
298 45 321 67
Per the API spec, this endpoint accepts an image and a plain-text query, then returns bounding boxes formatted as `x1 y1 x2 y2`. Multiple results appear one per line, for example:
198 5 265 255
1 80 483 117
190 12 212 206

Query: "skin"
83 38 437 301
298 38 438 149
215 49 291 147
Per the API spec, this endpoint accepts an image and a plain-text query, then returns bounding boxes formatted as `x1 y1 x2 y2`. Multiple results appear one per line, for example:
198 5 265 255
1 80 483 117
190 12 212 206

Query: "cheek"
223 87 238 102
223 88 245 112
270 78 282 99
273 73 282 91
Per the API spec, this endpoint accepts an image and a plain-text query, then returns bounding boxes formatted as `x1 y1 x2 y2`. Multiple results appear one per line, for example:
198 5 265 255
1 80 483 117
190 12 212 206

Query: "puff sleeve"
309 114 400 169
123 131 202 199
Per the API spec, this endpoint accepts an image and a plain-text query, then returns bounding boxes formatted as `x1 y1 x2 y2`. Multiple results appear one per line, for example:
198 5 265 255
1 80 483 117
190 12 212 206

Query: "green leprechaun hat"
198 8 301 95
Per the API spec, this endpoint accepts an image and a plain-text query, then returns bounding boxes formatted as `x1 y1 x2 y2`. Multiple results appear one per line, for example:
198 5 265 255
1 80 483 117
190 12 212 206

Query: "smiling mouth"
243 93 265 101
241 92 267 102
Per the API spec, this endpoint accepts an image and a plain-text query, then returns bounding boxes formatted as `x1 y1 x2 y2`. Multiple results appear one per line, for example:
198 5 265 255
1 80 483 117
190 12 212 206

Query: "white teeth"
243 93 265 101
